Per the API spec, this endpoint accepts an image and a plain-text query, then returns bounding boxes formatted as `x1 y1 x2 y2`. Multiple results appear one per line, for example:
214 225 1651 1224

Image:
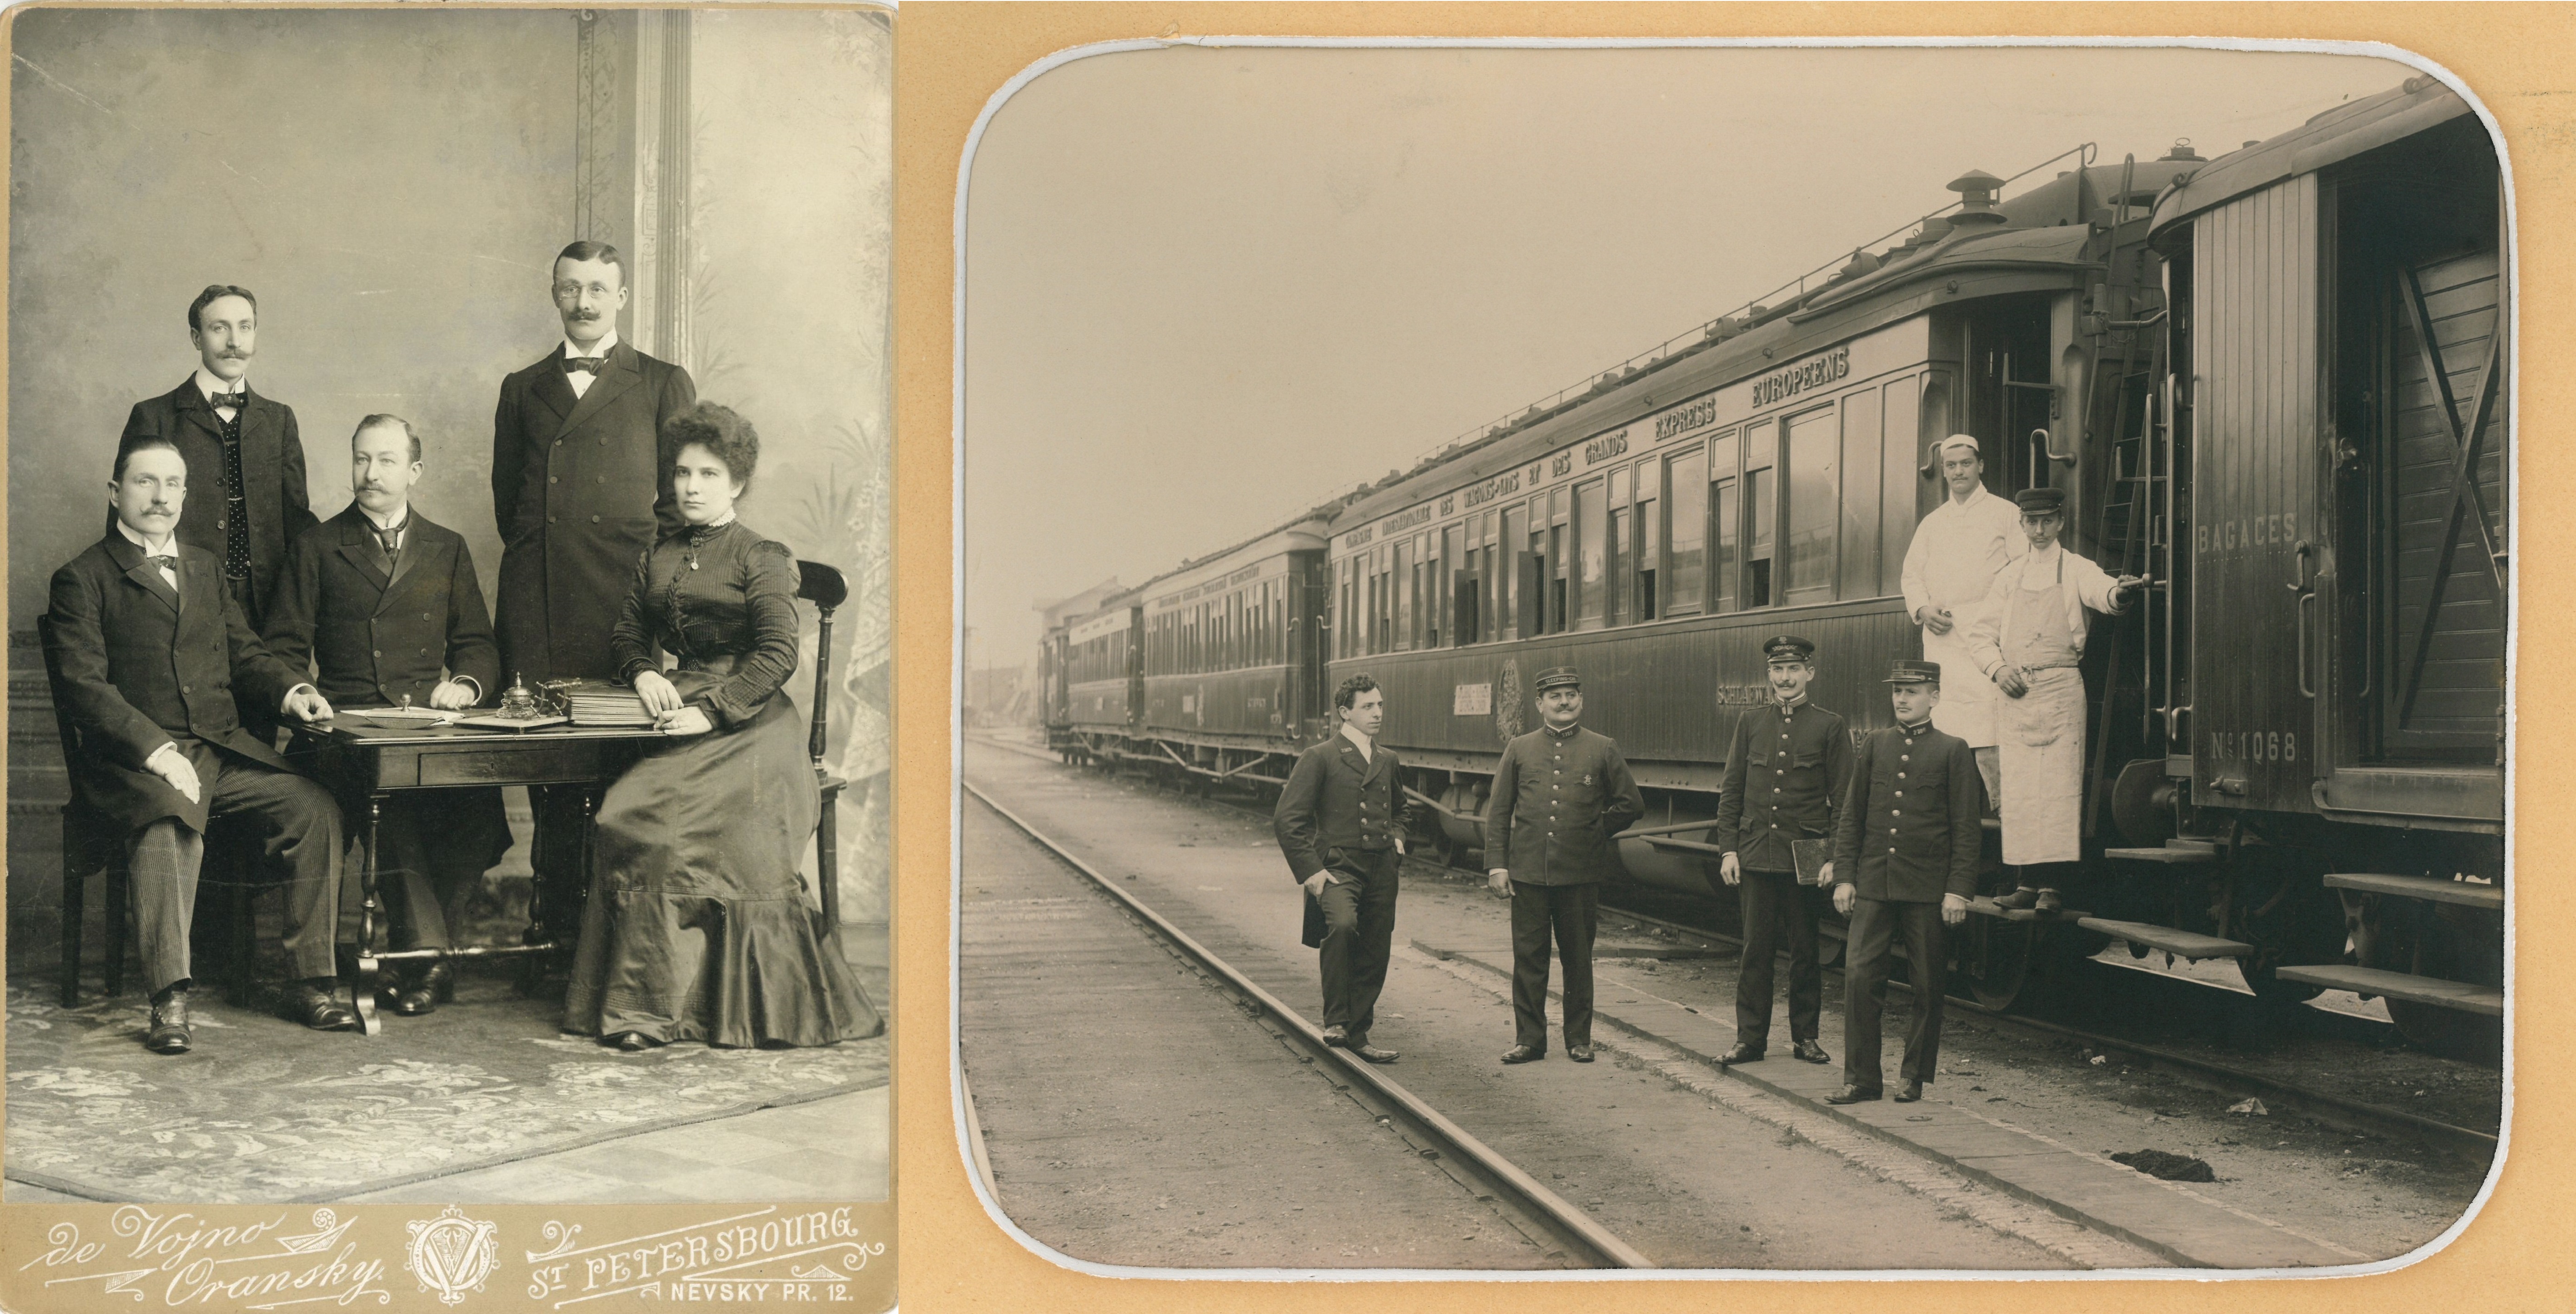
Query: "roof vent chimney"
1946 169 2008 226
2159 138 2203 162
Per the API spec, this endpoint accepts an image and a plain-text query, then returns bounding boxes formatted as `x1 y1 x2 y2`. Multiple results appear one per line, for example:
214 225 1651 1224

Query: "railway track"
961 778 1658 1270
1588 898 2499 1167
967 734 2498 1167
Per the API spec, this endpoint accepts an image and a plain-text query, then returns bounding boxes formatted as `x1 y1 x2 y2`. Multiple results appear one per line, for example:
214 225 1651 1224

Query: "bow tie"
146 554 177 571
208 391 245 409
563 356 606 376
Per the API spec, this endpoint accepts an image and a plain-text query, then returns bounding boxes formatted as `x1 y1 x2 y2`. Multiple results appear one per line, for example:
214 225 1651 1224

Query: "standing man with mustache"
491 241 696 949
1712 635 1852 1068
113 285 319 640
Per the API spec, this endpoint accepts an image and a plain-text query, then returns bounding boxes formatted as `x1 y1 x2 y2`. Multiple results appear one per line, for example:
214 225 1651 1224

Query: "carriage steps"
2322 871 2504 912
2275 873 2506 1018
2273 966 2503 1018
2101 838 2222 864
2073 919 2251 962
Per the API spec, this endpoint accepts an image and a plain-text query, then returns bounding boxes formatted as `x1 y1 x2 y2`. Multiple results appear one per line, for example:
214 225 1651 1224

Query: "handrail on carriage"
1398 142 2101 473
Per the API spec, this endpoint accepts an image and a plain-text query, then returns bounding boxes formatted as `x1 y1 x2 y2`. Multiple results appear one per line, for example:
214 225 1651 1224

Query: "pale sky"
961 44 2421 670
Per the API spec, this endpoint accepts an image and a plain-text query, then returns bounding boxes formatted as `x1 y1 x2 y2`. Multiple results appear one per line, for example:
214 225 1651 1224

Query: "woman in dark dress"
564 402 882 1050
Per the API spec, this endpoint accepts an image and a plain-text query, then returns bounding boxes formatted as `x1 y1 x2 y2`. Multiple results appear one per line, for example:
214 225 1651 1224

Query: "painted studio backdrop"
6 7 894 982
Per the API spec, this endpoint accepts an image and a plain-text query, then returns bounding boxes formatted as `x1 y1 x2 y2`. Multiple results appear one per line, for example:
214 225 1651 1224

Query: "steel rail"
1594 897 2499 1166
966 741 2497 1163
961 779 1658 1270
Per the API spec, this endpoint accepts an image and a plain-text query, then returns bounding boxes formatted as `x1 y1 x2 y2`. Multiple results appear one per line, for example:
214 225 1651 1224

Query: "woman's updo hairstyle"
662 401 761 493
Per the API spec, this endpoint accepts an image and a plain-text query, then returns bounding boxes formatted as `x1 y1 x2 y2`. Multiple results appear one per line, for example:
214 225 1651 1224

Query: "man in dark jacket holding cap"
1484 666 1643 1064
1713 635 1851 1066
1826 659 1983 1104
1274 674 1407 1064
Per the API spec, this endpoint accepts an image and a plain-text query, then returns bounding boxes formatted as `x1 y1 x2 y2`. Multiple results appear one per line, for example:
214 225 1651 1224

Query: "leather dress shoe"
391 960 452 1017
1567 1043 1595 1064
145 989 192 1055
1321 1024 1350 1047
1893 1080 1925 1103
286 980 357 1031
1824 1083 1883 1105
608 1031 662 1053
1992 886 2040 910
2034 889 2065 913
1501 1044 1545 1064
1718 1042 1764 1065
1347 1042 1399 1064
1791 1038 1832 1064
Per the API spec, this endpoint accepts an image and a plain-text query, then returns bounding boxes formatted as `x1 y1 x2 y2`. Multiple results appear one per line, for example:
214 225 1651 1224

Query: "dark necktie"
213 403 252 582
563 356 605 376
375 517 406 568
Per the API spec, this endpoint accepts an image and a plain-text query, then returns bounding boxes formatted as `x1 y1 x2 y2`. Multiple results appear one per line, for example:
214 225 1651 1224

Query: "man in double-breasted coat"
48 436 351 1054
1274 674 1407 1064
1826 660 1983 1105
267 416 512 1016
1484 666 1643 1064
491 240 696 942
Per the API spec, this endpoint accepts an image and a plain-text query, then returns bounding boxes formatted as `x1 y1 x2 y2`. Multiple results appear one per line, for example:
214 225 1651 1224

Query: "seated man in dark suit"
264 415 512 1017
46 435 353 1054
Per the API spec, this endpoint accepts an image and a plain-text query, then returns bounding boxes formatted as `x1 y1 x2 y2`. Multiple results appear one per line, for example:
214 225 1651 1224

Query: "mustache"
566 309 602 320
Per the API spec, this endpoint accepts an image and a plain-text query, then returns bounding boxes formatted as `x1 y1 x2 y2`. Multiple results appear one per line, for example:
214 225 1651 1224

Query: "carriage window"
1880 374 1924 597
1668 445 1706 614
1375 545 1394 655
1547 487 1571 633
1710 430 1739 613
1785 404 1838 605
1841 387 1883 598
1576 478 1607 630
1606 466 1631 627
1401 535 1422 654
1442 524 1464 646
1500 504 1527 640
1744 422 1776 607
1637 471 1660 620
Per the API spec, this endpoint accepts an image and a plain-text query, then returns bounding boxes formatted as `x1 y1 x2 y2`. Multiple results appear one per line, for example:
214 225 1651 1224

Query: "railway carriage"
1035 77 2507 1056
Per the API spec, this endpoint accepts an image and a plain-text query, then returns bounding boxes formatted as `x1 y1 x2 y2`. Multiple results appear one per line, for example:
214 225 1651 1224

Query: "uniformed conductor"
1484 667 1644 1064
1713 635 1853 1066
1826 660 1982 1104
1274 674 1406 1064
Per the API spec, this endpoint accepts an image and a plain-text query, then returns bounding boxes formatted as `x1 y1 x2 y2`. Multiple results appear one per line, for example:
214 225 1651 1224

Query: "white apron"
1924 622 1998 749
1995 557 2087 866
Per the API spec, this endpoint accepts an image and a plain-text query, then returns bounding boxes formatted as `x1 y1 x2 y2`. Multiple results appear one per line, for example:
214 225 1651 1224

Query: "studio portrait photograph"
3 1 893 1254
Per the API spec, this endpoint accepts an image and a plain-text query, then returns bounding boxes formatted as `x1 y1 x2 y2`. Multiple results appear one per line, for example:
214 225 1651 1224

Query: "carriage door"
2322 136 2507 796
2187 176 2322 814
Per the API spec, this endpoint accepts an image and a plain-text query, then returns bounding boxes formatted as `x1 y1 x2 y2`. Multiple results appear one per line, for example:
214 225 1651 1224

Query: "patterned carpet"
2 969 887 1204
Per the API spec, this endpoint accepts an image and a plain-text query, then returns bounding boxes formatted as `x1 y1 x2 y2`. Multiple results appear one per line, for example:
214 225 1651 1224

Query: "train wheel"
2359 895 2505 1064
1962 918 2036 1012
2216 847 2338 1002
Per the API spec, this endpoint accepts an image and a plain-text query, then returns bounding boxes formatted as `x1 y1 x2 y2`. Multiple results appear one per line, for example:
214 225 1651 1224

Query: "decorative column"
570 8 692 369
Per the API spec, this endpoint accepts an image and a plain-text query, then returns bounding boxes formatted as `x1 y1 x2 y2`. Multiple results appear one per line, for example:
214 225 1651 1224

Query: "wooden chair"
796 561 851 947
37 614 263 1007
37 614 131 1006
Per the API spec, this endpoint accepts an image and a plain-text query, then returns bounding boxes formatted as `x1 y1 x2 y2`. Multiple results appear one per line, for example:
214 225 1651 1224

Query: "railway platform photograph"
957 42 2508 1273
3 6 892 1210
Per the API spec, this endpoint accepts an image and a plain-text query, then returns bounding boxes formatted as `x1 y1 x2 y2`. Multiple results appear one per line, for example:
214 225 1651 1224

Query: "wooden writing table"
288 714 671 1036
